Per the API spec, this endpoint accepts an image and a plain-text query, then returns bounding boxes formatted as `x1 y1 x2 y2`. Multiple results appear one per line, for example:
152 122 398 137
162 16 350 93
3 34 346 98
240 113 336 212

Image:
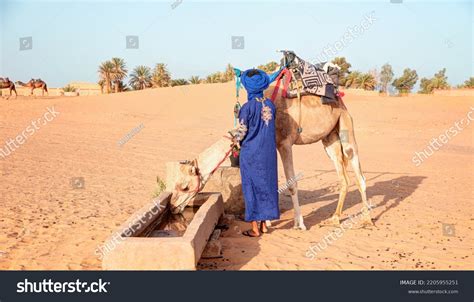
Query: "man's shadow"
275 174 426 230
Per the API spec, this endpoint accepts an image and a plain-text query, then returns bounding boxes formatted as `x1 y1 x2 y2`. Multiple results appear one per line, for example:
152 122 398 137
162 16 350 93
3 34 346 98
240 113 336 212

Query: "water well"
102 192 224 270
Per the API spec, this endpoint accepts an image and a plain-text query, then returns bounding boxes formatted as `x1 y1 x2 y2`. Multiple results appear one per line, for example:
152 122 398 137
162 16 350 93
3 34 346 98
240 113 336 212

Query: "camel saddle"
281 51 340 104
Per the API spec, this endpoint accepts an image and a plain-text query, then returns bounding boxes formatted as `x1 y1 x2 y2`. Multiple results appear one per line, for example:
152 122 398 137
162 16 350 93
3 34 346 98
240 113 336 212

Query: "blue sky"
0 0 472 88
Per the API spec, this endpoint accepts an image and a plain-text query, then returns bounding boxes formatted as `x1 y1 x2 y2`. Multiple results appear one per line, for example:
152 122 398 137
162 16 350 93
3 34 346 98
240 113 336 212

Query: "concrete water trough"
102 192 224 270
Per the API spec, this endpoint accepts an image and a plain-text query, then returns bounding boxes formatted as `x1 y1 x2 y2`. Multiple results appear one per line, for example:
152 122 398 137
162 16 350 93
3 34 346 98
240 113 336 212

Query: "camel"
169 58 372 230
16 79 48 96
0 77 17 99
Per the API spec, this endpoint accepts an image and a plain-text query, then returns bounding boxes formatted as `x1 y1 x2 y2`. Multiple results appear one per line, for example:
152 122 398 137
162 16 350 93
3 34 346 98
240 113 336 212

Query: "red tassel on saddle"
271 68 292 102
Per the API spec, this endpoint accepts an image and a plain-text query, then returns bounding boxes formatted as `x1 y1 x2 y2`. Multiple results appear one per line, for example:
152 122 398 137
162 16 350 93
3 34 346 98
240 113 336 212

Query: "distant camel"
16 79 48 96
0 77 17 99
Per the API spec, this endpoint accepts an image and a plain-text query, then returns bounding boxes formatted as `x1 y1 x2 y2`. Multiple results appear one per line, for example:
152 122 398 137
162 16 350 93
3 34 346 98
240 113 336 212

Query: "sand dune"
0 83 472 270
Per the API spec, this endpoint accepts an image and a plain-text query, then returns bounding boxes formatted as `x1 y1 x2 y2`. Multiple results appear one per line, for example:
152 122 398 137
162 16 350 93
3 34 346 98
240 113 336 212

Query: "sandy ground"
0 83 472 270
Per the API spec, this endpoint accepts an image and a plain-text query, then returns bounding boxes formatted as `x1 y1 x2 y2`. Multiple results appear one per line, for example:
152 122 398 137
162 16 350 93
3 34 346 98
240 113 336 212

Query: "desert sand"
0 83 472 270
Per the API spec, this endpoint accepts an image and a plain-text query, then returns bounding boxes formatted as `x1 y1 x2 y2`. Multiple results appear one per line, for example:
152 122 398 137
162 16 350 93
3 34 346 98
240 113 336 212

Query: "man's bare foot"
260 221 268 233
242 229 260 237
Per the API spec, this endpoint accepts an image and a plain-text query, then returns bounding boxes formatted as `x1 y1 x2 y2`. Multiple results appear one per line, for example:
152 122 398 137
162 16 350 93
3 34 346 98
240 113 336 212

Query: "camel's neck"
17 81 28 87
196 136 233 187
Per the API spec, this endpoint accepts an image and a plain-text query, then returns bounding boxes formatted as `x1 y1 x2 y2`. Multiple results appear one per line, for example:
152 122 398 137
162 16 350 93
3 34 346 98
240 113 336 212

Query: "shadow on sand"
275 174 426 230
199 173 425 270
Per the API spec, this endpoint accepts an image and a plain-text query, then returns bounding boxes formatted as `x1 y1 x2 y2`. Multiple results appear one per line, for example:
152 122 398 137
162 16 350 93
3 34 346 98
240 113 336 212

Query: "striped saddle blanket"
286 55 340 104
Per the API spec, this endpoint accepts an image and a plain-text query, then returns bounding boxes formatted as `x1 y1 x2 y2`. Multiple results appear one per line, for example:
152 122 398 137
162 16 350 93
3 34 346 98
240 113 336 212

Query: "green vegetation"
110 57 128 93
62 84 77 92
419 68 449 94
152 176 167 198
460 77 474 88
98 57 128 93
152 63 172 88
331 57 352 87
257 61 279 73
129 65 152 90
379 63 394 93
171 79 189 87
97 56 466 94
189 76 202 84
392 68 418 94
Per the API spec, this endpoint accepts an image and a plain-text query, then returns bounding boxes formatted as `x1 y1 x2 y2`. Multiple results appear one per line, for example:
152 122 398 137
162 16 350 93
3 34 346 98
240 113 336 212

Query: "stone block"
102 192 224 270
202 166 244 215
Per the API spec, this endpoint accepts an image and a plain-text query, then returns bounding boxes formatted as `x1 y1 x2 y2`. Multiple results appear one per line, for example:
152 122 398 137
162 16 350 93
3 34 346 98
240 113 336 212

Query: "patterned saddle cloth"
286 55 340 104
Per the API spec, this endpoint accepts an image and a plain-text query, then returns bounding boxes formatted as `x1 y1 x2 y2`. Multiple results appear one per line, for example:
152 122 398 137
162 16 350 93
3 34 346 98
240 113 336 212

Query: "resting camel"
169 63 372 231
16 79 48 96
0 77 17 99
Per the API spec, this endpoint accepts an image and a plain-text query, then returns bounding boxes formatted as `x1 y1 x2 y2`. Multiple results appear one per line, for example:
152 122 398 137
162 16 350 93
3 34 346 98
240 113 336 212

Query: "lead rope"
292 75 303 134
233 68 242 126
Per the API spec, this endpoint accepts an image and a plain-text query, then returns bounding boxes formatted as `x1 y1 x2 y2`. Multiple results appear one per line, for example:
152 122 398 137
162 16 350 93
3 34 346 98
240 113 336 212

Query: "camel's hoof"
293 224 307 231
320 215 340 227
360 217 374 228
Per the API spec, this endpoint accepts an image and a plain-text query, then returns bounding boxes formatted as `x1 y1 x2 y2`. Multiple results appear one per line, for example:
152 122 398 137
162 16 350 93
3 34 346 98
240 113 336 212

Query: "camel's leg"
321 131 349 226
277 140 306 230
339 111 373 226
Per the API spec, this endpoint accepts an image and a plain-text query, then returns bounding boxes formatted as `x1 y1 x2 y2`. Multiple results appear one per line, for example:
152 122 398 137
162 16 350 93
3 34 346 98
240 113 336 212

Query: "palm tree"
189 76 201 84
171 79 189 87
257 61 279 73
358 73 376 90
152 63 171 87
98 60 114 94
206 72 223 83
223 64 234 82
344 71 362 88
462 77 474 88
98 79 105 94
110 57 128 93
129 65 152 90
331 57 351 86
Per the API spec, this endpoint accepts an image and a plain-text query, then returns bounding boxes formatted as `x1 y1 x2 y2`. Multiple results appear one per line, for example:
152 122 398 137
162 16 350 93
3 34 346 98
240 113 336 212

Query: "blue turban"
239 68 282 101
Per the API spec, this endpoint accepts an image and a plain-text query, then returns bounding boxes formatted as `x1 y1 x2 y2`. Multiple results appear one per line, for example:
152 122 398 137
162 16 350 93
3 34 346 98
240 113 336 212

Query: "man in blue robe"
237 68 281 237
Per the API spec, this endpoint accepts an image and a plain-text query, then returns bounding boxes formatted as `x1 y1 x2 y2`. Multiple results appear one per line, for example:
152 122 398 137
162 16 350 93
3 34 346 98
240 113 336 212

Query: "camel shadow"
275 175 426 230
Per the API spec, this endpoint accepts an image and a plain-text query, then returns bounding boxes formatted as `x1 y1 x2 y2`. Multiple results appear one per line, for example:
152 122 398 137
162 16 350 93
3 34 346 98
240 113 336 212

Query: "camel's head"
279 50 298 69
170 159 201 214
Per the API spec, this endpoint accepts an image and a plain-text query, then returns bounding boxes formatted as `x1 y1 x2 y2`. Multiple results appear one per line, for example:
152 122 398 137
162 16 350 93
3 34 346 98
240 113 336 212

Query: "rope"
233 68 242 126
270 68 292 102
